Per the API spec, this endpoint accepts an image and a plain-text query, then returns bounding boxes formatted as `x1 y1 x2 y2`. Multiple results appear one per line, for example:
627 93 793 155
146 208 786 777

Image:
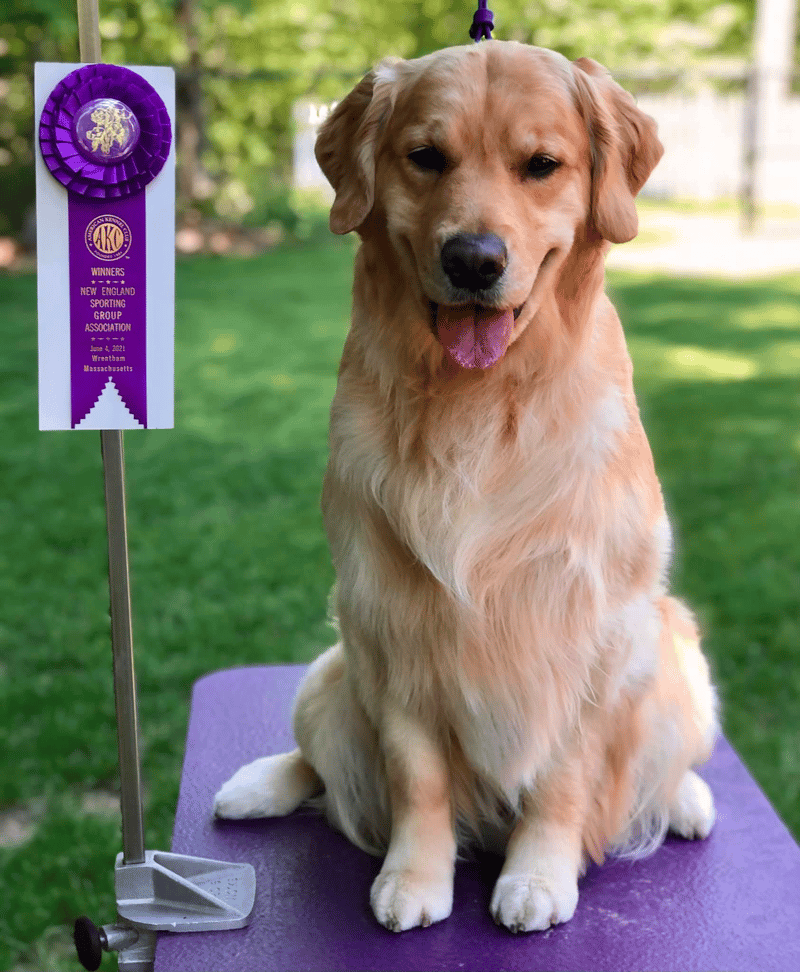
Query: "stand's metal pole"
76 0 147 871
76 0 101 63
100 430 146 866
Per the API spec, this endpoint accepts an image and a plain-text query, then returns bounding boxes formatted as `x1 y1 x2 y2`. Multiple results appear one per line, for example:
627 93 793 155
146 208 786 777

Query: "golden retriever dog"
214 40 719 934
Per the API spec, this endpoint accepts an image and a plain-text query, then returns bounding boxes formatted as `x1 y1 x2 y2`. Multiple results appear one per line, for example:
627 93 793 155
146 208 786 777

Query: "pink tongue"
435 304 514 369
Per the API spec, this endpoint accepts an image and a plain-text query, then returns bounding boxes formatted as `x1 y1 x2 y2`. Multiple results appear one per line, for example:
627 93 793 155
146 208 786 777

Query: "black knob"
74 916 103 971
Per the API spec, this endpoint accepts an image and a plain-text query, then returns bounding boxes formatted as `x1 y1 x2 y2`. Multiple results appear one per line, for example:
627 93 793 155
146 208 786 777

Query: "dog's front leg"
491 767 585 933
370 706 456 932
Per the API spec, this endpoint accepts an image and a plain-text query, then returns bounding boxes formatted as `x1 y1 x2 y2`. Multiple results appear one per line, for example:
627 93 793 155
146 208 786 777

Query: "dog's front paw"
370 867 453 932
491 873 578 933
669 769 715 839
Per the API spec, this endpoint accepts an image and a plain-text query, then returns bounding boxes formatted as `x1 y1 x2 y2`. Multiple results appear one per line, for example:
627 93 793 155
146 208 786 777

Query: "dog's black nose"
441 233 508 292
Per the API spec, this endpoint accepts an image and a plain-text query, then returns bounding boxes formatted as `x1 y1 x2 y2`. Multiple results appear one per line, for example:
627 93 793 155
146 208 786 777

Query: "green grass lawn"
1 241 799 969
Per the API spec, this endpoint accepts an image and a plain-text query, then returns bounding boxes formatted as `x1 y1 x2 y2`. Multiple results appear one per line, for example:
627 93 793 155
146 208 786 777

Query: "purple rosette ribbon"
39 63 171 199
38 65 172 428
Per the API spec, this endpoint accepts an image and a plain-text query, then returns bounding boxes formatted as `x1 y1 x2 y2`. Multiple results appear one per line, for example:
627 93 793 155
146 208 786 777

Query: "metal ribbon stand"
72 6 255 971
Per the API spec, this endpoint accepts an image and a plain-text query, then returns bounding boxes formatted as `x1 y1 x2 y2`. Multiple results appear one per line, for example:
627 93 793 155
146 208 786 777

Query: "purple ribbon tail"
68 193 148 429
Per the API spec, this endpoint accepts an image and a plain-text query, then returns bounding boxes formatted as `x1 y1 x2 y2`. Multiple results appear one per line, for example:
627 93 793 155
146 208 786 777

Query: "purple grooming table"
155 665 800 972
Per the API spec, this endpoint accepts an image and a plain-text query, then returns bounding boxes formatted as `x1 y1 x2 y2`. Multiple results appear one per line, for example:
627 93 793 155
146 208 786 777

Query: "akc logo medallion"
85 214 132 261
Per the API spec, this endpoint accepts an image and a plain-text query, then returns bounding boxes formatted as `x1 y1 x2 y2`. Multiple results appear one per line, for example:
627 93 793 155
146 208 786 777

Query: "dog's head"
316 42 663 370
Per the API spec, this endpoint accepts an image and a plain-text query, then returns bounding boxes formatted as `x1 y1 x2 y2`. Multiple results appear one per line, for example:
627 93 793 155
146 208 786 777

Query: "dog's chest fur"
323 345 665 788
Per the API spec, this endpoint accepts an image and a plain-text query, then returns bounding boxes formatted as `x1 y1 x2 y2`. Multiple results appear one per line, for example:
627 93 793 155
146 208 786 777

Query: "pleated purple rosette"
38 64 172 429
39 63 171 199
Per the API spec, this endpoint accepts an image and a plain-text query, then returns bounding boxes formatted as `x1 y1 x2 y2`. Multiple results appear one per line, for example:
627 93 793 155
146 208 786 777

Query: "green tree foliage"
0 0 760 238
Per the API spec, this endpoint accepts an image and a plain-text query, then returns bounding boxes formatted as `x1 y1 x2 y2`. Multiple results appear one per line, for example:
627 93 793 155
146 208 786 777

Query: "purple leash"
469 0 494 41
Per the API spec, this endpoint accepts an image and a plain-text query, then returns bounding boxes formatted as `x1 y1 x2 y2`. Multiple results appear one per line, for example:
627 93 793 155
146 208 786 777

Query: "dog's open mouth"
429 302 523 370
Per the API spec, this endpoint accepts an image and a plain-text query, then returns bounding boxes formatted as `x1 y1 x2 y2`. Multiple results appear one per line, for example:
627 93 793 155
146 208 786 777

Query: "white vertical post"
754 0 797 101
745 0 798 229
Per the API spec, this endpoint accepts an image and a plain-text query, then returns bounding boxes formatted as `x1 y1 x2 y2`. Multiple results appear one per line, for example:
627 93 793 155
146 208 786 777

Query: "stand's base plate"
115 851 256 932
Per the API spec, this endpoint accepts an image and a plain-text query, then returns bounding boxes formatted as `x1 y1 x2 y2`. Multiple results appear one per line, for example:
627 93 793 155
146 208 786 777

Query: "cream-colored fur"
214 41 719 933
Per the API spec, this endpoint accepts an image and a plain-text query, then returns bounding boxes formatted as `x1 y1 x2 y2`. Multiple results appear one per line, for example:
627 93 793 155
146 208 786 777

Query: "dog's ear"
571 57 663 244
315 59 402 235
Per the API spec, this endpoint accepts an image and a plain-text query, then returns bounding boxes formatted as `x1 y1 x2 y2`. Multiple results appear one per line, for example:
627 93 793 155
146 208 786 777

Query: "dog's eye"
526 155 560 179
407 146 447 174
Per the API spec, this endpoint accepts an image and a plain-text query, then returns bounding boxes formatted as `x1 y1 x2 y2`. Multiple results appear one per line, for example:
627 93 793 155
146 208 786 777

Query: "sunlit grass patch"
630 339 760 381
664 345 758 380
734 301 800 329
211 332 238 354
